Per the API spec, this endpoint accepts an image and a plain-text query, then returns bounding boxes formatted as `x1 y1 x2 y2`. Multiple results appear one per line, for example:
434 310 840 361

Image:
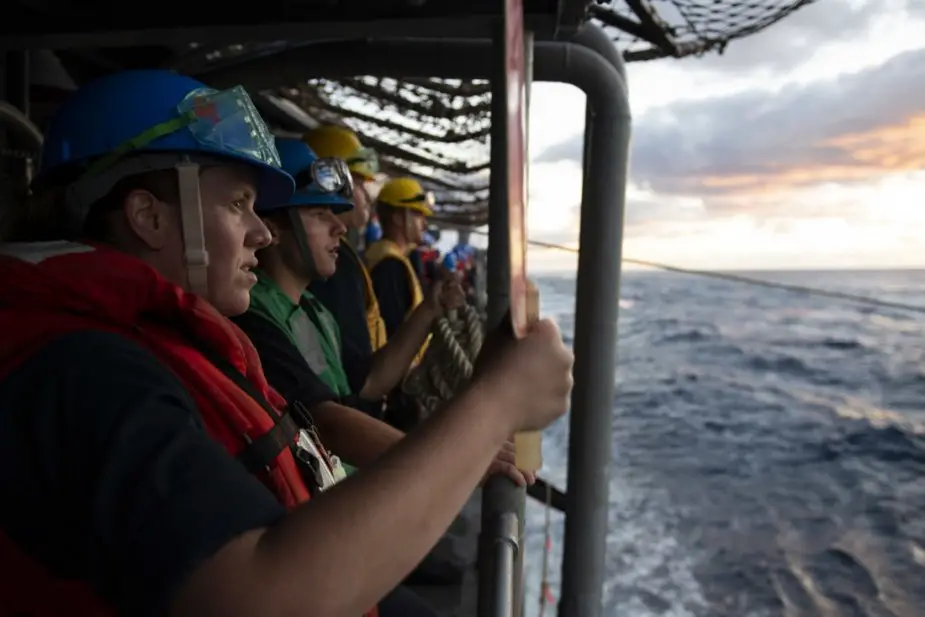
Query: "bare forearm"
172 386 514 617
237 384 509 616
361 304 436 399
171 319 573 617
312 401 404 467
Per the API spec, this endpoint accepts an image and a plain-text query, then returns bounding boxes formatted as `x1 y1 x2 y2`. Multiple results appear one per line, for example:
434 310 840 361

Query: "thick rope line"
404 303 485 419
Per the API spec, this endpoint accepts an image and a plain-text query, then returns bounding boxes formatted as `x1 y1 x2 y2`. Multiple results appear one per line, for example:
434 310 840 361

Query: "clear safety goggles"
346 146 380 176
293 157 354 198
84 85 280 179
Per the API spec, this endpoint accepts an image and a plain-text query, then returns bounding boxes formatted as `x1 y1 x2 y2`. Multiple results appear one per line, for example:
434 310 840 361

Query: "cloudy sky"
517 0 925 272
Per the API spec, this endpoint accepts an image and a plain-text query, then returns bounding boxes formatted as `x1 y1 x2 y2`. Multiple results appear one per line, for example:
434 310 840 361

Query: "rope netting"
275 77 492 226
263 0 819 225
3 2 822 225
592 0 820 61
104 0 819 226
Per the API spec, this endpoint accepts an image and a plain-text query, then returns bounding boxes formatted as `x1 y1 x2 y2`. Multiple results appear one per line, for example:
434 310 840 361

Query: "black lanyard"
197 345 326 493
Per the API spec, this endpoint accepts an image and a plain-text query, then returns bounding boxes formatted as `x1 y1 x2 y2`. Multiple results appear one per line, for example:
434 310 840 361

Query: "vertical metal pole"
477 17 524 617
492 512 520 617
484 27 510 335
556 42 631 617
513 28 534 617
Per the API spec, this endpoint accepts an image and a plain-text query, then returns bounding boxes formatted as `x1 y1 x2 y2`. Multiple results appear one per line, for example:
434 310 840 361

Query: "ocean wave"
527 270 925 617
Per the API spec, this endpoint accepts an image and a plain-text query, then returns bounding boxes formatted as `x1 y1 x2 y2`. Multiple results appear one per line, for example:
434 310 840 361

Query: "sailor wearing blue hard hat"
21 69 294 315
238 138 355 395
234 137 358 470
252 137 354 281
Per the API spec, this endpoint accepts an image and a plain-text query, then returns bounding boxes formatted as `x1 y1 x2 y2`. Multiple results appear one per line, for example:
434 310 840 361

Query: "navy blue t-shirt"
0 331 286 617
370 258 415 339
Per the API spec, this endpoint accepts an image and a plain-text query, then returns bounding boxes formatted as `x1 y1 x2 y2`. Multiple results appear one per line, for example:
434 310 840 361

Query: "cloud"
524 3 925 268
538 46 925 209
526 176 714 251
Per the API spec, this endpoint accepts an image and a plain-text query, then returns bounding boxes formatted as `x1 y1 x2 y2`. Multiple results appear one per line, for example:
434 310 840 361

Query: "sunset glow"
516 0 925 272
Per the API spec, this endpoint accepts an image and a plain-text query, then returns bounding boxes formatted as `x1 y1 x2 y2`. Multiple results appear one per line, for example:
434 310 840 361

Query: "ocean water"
522 269 925 617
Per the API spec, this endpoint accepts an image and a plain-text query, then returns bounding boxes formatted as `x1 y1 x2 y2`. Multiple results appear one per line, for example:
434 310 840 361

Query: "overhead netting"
591 0 820 61
274 77 492 227
255 0 819 226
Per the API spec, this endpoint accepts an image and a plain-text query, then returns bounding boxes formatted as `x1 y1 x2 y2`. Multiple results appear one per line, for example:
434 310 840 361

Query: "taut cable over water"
469 232 925 316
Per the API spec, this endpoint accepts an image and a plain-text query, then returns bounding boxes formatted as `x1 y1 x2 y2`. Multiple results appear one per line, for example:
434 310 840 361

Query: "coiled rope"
403 303 484 419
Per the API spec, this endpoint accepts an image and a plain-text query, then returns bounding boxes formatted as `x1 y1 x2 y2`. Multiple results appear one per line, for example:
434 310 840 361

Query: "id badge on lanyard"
295 429 348 491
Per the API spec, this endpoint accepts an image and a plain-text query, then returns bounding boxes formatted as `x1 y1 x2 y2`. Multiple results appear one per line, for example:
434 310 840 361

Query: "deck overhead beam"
0 15 558 50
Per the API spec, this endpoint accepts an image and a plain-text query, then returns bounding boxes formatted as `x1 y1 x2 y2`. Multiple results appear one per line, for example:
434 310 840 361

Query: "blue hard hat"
37 69 294 209
257 137 354 215
442 252 459 271
454 242 475 256
365 218 383 244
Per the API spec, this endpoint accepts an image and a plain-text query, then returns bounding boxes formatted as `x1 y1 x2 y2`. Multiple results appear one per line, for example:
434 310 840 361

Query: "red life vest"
0 241 376 617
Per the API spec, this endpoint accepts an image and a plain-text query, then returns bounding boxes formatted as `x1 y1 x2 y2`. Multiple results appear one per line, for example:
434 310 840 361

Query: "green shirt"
248 271 359 476
248 270 352 398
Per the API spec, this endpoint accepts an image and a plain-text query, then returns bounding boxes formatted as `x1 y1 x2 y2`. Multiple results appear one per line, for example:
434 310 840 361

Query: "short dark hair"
82 170 180 242
1 169 180 243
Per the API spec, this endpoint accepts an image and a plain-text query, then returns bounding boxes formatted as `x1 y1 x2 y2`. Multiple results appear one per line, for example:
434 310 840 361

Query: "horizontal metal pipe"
199 39 628 109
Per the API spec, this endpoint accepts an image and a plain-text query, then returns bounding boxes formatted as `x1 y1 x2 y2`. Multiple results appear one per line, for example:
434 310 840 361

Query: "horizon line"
529 265 925 275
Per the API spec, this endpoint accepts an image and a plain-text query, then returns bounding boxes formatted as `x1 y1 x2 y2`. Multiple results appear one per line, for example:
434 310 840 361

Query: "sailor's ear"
123 188 173 250
262 216 282 246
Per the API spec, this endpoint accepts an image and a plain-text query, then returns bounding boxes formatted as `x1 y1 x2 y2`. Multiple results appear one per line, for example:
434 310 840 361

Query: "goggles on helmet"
293 157 354 199
83 85 280 179
346 146 380 175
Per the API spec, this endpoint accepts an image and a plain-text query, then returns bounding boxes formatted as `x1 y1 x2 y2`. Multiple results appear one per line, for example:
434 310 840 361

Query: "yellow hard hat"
376 177 435 217
303 125 379 182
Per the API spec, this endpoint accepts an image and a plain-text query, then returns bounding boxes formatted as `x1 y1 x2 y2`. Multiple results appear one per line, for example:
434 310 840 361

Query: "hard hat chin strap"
288 208 323 281
175 160 210 297
403 210 417 246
